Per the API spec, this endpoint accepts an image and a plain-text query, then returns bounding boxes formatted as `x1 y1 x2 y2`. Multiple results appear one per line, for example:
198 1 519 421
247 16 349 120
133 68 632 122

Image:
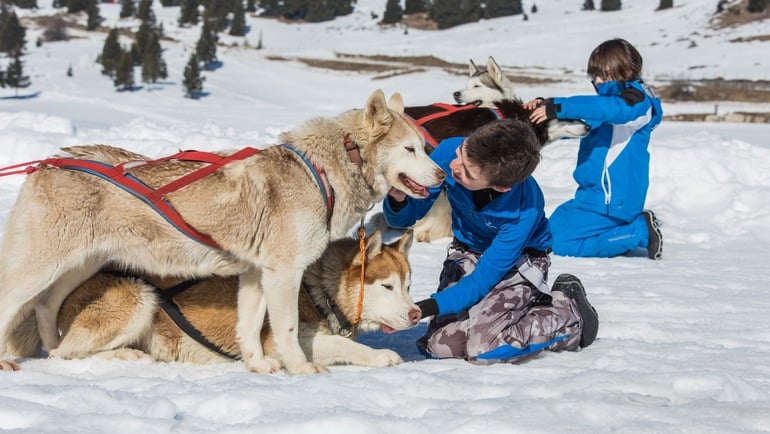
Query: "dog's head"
362 89 445 199
350 229 419 333
453 56 516 107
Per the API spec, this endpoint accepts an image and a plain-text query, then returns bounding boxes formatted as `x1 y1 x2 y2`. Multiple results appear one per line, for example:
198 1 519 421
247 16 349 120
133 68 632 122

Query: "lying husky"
9 230 417 368
404 57 590 242
0 89 445 373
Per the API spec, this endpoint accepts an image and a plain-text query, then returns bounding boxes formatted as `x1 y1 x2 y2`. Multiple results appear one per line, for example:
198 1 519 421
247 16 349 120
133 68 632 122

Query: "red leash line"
0 160 45 176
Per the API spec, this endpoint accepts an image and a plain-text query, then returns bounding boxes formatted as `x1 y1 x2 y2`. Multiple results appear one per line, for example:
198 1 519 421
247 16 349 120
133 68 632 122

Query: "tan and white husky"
9 230 418 368
0 89 445 373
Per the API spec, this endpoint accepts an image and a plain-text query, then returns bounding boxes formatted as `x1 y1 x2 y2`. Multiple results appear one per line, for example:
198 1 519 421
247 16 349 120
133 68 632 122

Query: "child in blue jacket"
526 38 664 259
384 119 598 364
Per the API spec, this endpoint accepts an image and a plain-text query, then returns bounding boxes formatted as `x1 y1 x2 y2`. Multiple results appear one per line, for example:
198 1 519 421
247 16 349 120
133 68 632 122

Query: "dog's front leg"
237 268 281 373
262 268 328 375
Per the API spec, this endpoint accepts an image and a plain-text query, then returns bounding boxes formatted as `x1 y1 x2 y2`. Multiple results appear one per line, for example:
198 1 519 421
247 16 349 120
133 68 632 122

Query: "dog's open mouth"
471 100 483 106
399 173 429 197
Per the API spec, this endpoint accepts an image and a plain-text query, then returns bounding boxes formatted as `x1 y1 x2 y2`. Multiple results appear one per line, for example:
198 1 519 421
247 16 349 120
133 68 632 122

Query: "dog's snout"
408 307 421 325
435 169 447 183
452 91 461 99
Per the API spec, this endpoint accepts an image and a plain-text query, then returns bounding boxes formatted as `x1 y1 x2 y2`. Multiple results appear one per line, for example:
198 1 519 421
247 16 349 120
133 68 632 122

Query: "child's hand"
523 98 543 110
529 106 549 124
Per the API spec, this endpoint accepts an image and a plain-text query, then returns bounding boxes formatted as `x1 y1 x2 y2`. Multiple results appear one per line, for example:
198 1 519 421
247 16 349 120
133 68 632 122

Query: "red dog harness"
1 145 336 250
406 103 503 148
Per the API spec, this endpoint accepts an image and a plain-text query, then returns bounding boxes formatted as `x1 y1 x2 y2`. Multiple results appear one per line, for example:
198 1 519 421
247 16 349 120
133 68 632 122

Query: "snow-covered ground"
1 1 769 432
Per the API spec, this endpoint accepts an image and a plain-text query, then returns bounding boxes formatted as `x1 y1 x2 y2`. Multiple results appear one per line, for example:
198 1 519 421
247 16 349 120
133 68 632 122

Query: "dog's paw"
287 361 329 375
0 359 21 371
367 349 403 367
245 355 282 374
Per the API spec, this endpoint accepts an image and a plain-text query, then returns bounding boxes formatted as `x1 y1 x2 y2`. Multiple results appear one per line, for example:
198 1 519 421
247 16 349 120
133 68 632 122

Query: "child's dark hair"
587 38 643 82
464 119 541 188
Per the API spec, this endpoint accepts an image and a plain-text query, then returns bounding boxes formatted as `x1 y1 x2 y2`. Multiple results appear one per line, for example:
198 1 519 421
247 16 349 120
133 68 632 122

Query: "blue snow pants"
549 199 649 258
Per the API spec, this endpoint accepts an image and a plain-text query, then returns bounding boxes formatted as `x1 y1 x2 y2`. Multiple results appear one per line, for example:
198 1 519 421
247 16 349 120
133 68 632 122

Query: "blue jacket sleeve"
553 93 651 126
431 210 536 316
382 187 443 228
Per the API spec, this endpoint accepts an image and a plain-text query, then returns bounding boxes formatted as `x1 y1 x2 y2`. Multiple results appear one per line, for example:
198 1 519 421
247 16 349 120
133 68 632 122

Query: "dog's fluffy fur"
9 230 417 368
0 89 444 373
403 57 590 243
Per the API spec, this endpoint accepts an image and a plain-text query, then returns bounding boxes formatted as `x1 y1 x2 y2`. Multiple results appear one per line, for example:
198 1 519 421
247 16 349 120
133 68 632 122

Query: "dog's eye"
405 146 415 153
382 284 394 291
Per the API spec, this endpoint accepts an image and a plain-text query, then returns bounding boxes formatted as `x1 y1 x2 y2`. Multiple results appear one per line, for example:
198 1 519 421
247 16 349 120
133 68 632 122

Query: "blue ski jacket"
383 137 552 316
551 79 663 221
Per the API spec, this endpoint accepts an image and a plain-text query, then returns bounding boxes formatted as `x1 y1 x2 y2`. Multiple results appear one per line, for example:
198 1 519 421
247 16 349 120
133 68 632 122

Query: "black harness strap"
105 270 239 360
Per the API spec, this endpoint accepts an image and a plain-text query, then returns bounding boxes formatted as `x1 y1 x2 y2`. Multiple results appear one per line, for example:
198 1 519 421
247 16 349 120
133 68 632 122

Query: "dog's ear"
393 229 413 257
487 56 504 84
387 93 405 114
469 58 481 76
487 56 516 99
364 89 394 139
351 230 383 267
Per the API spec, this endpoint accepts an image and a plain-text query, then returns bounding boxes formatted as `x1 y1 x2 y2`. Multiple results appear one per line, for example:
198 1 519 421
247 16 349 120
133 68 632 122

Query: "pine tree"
86 0 102 31
195 20 218 68
178 0 198 26
202 0 228 31
600 0 621 11
382 0 403 24
183 53 205 99
246 0 256 12
67 63 73 77
12 0 37 8
582 0 595 10
136 0 156 25
99 27 122 76
141 32 167 85
5 52 31 97
531 3 538 13
256 29 263 49
0 6 26 55
656 0 672 10
306 2 335 23
229 1 247 36
484 0 522 18
68 0 90 13
113 50 135 91
134 21 153 61
430 0 481 29
120 0 135 18
748 0 767 12
404 0 426 14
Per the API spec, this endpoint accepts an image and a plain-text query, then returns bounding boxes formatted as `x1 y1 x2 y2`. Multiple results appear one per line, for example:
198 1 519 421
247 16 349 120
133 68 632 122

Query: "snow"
1 0 770 432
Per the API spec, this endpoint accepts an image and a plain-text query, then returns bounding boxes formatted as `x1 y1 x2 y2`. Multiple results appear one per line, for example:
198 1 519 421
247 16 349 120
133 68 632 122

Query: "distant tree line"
0 2 30 95
257 0 354 23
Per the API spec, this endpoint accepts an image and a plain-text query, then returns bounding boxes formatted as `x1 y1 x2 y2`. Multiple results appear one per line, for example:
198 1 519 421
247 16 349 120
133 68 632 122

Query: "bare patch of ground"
711 0 769 29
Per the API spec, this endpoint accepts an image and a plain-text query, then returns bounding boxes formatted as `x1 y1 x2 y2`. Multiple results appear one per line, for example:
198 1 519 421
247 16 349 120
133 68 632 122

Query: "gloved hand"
416 298 438 319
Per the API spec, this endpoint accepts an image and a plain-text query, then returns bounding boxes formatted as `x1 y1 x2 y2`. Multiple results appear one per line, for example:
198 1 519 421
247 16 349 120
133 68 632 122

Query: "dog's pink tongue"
380 324 397 334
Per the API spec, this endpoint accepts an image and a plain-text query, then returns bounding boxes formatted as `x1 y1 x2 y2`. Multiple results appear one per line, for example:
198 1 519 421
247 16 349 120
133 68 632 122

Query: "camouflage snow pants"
417 244 582 364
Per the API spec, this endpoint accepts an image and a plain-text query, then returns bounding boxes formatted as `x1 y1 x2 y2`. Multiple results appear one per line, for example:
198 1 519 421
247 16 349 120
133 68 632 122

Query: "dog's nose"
435 169 446 182
408 307 421 325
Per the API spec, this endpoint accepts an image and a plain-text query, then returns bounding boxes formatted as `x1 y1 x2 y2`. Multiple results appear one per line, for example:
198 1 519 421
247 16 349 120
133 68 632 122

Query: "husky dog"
9 231 417 368
403 57 590 243
454 56 590 142
0 89 445 374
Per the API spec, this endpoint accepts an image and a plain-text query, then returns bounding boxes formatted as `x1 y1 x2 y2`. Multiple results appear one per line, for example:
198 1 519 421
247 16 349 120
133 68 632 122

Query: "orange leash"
353 221 367 324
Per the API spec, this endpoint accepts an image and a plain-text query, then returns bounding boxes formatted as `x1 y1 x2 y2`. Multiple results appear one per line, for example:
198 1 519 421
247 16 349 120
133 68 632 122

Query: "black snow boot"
552 274 598 348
